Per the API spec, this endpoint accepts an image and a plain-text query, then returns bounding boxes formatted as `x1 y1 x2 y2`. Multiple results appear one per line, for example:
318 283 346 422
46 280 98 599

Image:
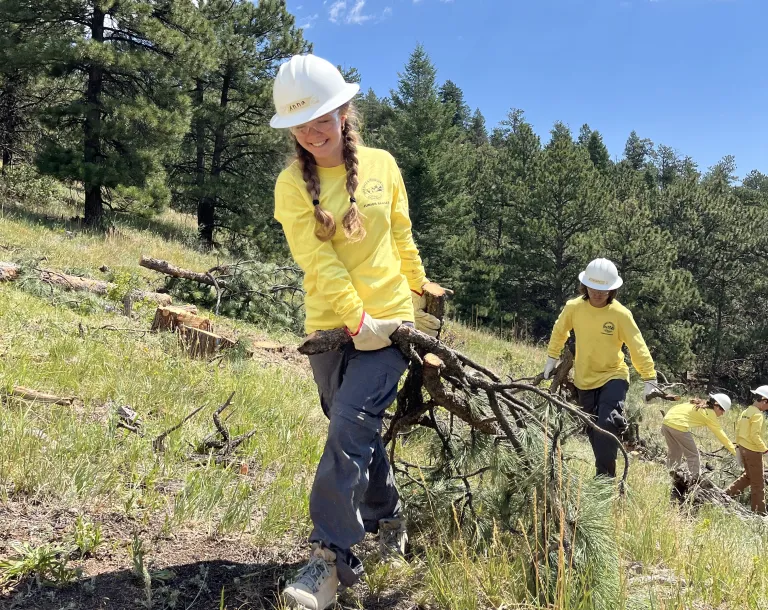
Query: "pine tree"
439 79 471 131
384 44 462 279
527 123 609 317
576 124 592 147
468 108 488 146
657 174 768 387
736 170 768 207
171 0 306 248
586 131 611 172
2 0 211 226
589 165 698 372
357 88 394 147
623 130 653 171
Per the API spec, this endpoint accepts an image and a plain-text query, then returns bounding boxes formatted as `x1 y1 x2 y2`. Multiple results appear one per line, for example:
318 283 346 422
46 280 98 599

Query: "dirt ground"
0 500 417 610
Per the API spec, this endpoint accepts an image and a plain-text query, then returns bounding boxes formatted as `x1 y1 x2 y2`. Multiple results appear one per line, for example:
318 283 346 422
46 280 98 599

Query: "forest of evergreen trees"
1 0 767 395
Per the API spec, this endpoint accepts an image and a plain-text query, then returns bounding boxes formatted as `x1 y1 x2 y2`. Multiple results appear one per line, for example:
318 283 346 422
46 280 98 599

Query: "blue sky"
285 0 766 177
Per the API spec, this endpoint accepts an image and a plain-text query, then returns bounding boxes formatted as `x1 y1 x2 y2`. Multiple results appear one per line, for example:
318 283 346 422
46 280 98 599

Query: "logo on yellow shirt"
602 322 615 336
362 178 385 201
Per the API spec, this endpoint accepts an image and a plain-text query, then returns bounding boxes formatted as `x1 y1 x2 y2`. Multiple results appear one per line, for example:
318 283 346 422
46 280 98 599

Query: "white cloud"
328 0 389 25
328 0 346 23
299 13 320 29
346 0 374 24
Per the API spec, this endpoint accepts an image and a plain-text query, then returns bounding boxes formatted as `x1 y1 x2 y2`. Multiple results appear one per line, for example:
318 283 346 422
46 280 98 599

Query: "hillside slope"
2 197 768 610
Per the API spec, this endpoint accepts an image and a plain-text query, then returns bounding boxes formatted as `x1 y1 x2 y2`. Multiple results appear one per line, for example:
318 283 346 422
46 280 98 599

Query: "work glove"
735 447 743 469
543 356 558 380
347 312 401 351
643 379 659 402
411 285 441 338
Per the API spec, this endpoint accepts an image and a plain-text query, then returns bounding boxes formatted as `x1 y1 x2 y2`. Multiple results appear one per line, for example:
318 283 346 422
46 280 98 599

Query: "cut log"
423 282 447 322
178 325 236 359
0 262 20 281
38 268 171 305
151 306 212 333
8 386 75 406
139 255 229 290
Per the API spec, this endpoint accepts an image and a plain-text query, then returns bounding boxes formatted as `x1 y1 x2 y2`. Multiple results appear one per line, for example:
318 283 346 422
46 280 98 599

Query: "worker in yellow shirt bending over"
661 394 736 476
725 385 768 514
542 258 657 478
270 55 443 610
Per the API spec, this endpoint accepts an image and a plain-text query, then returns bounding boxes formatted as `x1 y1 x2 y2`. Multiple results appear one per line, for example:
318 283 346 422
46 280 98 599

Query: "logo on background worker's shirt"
362 178 385 205
602 322 615 336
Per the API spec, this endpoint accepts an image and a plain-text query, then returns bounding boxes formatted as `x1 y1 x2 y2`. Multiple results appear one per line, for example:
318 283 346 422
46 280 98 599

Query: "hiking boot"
283 543 339 610
378 517 408 561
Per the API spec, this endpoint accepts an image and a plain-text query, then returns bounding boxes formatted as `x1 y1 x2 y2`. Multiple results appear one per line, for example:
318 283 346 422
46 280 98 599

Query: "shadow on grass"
1 202 199 249
2 558 413 610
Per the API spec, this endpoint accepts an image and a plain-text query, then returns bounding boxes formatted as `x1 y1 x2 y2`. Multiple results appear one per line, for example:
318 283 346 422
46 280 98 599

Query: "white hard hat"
578 258 623 291
709 393 732 411
751 385 768 401
270 55 360 129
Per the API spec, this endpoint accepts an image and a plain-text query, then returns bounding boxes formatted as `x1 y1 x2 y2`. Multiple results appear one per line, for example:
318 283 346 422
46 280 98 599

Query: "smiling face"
290 109 346 167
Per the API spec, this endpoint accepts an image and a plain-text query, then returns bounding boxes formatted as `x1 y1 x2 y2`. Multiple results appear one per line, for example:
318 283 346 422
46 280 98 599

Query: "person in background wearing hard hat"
270 54 443 610
661 394 736 476
725 385 768 514
542 258 658 478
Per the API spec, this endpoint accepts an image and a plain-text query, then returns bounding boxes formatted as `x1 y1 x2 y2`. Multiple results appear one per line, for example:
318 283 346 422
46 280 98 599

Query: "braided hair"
293 102 365 242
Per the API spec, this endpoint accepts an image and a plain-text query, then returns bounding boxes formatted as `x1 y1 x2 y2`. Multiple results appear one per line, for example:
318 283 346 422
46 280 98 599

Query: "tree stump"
178 325 235 359
152 306 212 333
0 262 20 282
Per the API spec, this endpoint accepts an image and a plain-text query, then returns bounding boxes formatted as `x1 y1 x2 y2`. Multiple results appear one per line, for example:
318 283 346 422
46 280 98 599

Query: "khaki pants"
726 447 766 514
661 425 700 475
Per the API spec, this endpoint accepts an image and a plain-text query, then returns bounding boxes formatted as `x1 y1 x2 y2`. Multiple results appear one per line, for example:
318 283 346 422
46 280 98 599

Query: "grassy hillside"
2 192 768 610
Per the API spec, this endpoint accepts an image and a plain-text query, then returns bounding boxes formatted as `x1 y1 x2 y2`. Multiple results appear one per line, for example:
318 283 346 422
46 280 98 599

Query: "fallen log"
36 268 171 305
670 468 755 519
139 255 229 290
151 306 212 333
8 386 75 406
0 262 20 281
178 325 236 359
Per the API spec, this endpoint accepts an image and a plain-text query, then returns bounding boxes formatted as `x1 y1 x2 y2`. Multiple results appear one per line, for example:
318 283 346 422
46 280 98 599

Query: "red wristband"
346 312 365 337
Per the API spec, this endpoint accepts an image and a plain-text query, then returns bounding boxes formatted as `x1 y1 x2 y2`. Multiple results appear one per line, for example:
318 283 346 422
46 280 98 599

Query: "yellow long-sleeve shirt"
735 405 768 453
274 145 426 334
547 297 656 391
663 403 736 454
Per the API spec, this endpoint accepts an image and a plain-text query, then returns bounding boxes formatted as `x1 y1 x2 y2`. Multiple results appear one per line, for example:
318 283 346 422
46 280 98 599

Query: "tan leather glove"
348 312 402 351
411 286 441 338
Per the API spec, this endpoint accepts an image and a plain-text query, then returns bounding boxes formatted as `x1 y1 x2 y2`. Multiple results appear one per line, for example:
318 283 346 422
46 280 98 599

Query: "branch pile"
299 323 629 605
140 255 303 331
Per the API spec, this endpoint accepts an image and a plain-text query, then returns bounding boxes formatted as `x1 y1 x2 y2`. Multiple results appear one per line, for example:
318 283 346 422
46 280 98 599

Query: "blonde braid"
341 105 366 242
294 138 336 241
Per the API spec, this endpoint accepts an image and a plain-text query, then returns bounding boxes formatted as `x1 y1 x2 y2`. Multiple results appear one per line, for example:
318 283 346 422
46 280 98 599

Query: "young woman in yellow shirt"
270 54 442 610
543 258 657 478
661 394 736 476
725 385 768 514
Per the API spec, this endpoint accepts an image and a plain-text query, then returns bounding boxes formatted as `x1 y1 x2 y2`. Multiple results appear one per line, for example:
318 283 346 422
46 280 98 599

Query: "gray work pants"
307 341 408 586
577 379 629 478
661 424 700 475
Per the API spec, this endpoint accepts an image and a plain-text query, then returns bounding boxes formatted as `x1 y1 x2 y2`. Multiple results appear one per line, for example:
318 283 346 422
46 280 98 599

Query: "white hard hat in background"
709 393 732 411
578 258 623 291
751 385 768 401
270 54 360 129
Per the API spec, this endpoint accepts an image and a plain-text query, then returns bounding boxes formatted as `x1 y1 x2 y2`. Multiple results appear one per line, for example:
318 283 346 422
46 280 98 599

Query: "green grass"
3 188 768 609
